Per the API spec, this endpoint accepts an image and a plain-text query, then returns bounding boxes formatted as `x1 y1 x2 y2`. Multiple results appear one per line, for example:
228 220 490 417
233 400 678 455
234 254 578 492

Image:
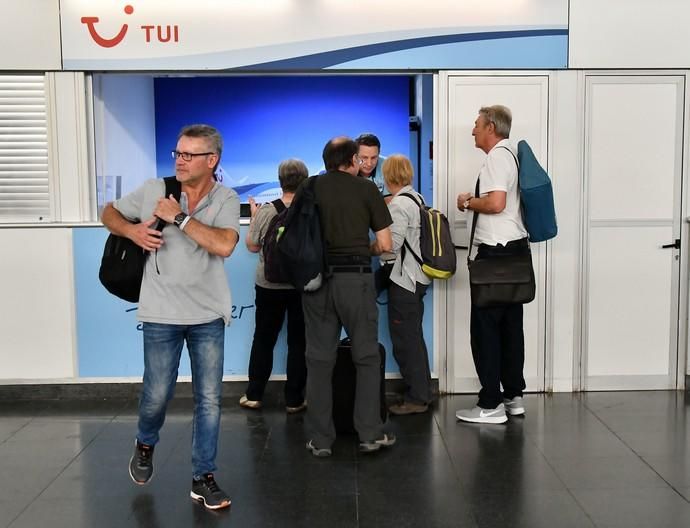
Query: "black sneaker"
190 473 231 510
129 439 154 485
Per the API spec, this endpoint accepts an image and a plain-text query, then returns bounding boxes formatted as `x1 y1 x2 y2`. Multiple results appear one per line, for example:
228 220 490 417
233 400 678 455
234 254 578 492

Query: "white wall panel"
548 71 582 392
0 229 76 380
588 226 673 377
588 82 677 221
570 0 690 68
0 2 61 70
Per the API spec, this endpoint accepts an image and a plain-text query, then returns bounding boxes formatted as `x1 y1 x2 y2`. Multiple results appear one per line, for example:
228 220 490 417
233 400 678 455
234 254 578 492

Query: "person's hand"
457 192 472 211
248 196 259 218
153 194 183 223
129 217 164 252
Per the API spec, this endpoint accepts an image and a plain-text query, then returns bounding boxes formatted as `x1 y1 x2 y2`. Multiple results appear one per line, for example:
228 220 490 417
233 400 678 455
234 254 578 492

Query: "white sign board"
60 0 568 70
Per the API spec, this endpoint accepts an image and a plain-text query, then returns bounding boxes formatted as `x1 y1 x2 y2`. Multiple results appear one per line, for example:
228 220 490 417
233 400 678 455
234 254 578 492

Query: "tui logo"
80 4 179 48
80 4 134 48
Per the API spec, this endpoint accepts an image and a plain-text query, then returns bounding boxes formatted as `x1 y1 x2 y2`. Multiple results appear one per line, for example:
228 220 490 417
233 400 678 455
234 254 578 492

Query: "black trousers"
388 281 431 405
246 285 307 407
470 238 528 409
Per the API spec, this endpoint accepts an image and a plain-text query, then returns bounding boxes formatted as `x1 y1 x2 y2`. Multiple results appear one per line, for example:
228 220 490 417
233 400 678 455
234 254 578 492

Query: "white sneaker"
503 396 525 416
455 403 508 424
239 395 262 409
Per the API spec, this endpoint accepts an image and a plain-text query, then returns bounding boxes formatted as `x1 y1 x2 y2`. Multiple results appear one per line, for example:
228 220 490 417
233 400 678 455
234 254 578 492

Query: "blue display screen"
154 76 410 203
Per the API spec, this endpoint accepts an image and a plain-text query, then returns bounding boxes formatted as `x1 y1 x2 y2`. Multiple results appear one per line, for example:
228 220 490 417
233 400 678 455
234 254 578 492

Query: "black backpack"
400 192 457 280
99 176 181 303
275 176 326 292
262 199 289 283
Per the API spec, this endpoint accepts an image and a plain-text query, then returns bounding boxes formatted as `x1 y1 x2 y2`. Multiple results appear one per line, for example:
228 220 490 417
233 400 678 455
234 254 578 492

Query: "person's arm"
458 191 506 214
101 203 163 252
372 226 393 254
154 195 239 258
245 197 262 253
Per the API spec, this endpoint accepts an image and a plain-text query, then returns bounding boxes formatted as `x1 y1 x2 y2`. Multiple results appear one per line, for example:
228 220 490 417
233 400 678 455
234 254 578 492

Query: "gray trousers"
302 272 383 447
388 281 431 405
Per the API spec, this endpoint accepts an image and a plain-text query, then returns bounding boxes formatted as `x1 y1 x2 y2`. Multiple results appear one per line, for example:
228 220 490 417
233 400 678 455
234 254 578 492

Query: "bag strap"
468 179 481 265
496 144 529 231
398 192 424 267
271 198 286 214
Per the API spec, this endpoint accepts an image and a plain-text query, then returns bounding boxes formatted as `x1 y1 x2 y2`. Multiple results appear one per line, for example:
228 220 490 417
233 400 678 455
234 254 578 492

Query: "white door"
438 73 549 393
582 75 685 390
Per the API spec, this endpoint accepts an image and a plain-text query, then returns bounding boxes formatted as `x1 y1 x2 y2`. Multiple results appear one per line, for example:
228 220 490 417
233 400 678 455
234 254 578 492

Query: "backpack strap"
271 198 286 214
398 192 424 268
496 144 528 232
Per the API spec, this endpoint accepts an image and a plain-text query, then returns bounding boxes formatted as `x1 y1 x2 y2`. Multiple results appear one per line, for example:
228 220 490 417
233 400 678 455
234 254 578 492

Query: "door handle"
661 239 680 249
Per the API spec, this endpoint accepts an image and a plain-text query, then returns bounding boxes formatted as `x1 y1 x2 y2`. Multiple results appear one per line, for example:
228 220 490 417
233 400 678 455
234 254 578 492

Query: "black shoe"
129 440 154 485
190 473 231 510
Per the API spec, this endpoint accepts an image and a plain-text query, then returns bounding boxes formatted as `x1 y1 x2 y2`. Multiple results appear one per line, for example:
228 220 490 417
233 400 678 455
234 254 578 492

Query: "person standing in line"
455 105 529 424
240 159 308 413
371 154 432 415
303 137 396 457
101 124 240 510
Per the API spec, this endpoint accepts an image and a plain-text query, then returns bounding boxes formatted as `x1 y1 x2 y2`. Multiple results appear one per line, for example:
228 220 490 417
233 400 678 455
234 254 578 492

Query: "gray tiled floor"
1 391 689 527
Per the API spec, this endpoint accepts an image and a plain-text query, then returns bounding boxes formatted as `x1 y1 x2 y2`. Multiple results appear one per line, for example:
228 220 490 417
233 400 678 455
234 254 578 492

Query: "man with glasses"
101 124 240 510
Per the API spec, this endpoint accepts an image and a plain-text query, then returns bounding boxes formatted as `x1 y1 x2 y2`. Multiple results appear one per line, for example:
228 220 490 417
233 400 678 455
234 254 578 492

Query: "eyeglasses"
171 150 215 161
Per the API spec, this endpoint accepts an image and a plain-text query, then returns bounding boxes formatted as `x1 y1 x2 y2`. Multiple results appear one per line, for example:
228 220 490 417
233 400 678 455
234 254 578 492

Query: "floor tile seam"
4 416 112 528
431 413 483 528
584 401 690 504
529 436 601 527
0 421 31 448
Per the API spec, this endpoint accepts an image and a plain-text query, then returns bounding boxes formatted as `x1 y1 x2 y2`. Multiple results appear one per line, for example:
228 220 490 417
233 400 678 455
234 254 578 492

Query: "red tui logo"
80 5 134 48
80 4 179 48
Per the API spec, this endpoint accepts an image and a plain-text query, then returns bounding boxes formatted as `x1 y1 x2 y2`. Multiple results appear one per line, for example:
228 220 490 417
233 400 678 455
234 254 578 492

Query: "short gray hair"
479 105 512 138
278 159 309 192
178 124 223 158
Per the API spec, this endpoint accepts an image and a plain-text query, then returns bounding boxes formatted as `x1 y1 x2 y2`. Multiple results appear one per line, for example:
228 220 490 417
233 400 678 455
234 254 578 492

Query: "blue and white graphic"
60 0 568 70
154 76 410 202
73 227 432 377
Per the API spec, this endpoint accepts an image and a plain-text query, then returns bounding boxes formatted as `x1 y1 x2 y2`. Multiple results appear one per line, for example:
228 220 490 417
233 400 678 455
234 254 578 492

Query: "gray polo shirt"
114 178 240 325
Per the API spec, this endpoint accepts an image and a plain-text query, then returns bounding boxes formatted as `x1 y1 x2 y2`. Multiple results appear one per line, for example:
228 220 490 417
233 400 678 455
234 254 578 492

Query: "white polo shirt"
471 139 527 246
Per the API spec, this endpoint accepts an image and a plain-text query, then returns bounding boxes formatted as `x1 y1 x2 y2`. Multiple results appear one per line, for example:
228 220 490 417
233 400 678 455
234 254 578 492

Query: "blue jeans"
138 318 225 478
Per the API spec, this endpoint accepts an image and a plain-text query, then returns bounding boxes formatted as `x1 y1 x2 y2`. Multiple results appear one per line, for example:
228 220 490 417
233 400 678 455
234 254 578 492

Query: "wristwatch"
173 212 188 228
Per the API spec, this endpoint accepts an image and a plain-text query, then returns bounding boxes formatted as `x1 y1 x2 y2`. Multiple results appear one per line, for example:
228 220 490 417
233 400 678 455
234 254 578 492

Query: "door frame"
579 71 689 391
435 70 553 394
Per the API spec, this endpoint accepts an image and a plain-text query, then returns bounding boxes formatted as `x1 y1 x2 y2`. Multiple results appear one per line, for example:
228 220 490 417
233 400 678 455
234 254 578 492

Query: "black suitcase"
332 337 387 434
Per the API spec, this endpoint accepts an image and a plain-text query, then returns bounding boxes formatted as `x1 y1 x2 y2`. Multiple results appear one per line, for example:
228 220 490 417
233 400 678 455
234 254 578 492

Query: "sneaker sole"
506 407 525 416
455 413 508 424
190 491 231 510
128 455 153 486
306 441 332 457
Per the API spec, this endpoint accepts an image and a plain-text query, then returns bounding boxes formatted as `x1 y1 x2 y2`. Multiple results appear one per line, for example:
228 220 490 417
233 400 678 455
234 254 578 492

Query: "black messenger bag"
468 253 535 308
467 180 535 308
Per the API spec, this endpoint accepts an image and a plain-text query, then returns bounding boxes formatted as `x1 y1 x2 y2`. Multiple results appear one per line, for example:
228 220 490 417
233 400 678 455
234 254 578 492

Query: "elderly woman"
241 159 309 413
372 155 432 415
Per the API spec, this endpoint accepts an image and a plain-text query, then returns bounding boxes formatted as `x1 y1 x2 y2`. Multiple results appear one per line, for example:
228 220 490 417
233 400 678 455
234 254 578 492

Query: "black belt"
328 255 370 266
330 265 372 274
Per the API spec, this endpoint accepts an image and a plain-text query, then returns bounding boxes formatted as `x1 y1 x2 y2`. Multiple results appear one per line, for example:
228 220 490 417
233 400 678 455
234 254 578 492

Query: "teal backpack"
501 140 557 243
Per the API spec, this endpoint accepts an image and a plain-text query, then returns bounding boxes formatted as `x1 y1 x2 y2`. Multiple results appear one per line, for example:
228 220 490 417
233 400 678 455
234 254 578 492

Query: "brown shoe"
239 395 262 409
286 401 307 414
388 402 428 415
